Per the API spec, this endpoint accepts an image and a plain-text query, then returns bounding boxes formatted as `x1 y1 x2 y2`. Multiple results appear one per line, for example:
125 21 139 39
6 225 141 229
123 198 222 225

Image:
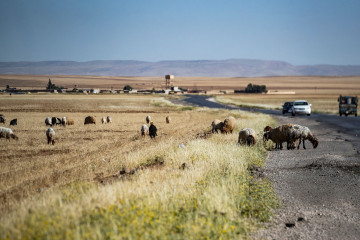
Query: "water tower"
165 75 174 89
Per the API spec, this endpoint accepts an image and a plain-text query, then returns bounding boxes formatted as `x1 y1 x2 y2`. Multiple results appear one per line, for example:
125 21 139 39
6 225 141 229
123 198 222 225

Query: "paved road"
180 94 360 239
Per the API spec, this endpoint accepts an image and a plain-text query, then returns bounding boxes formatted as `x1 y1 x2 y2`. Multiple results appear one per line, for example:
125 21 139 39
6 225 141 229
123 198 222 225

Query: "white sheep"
46 127 55 145
141 124 149 137
238 128 257 146
101 117 106 124
45 117 52 126
62 117 67 126
106 115 112 124
0 127 18 141
287 124 319 150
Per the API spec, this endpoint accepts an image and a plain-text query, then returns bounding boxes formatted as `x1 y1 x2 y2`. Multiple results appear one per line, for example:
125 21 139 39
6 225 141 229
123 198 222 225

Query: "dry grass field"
0 94 279 239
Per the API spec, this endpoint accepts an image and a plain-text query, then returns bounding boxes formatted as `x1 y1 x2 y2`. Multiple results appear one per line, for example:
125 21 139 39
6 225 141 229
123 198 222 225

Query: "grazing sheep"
166 116 171 124
146 115 151 124
287 124 319 150
45 117 52 126
211 119 224 133
101 117 106 124
149 122 158 139
0 127 18 141
221 116 236 134
61 117 67 126
51 117 57 126
263 123 294 150
66 118 74 125
0 116 5 124
46 127 55 145
56 117 62 125
141 124 149 137
106 115 112 124
238 128 257 146
84 116 96 125
10 118 17 126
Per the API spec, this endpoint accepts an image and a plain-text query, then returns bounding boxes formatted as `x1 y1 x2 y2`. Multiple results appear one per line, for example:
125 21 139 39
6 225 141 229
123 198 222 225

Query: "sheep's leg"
297 138 302 150
303 139 306 149
280 142 283 150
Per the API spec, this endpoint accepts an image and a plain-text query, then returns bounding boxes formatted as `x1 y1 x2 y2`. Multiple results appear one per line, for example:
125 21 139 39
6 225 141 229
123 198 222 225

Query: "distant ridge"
1 59 360 77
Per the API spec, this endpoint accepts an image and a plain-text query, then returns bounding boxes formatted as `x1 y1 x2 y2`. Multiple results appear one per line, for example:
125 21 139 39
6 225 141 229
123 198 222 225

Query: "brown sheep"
166 116 171 124
66 118 74 125
101 117 106 124
146 115 151 124
221 116 236 134
84 116 96 125
263 123 294 150
211 119 224 133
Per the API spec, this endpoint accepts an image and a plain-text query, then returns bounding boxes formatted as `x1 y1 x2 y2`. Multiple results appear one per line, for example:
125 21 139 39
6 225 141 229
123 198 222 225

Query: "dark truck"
338 95 358 117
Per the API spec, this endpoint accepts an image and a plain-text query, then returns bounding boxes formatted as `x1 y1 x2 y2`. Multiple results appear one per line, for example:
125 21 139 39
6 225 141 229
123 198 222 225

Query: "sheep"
106 116 112 124
0 127 18 141
101 117 106 124
51 117 57 126
0 116 5 124
61 117 67 126
149 122 158 139
263 126 273 141
287 124 319 150
46 127 55 145
221 116 236 134
263 123 294 150
211 119 224 133
166 116 171 124
45 117 52 126
84 116 96 125
146 115 151 124
66 118 74 125
56 117 62 125
141 124 149 137
238 128 257 146
10 118 17 126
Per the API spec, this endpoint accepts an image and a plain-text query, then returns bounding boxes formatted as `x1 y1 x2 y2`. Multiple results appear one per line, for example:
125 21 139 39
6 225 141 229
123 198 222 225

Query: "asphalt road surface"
180 95 360 239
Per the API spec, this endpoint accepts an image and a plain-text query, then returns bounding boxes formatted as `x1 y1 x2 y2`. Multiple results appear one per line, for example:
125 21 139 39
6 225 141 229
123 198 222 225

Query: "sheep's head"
263 132 269 141
263 126 273 132
311 136 319 149
247 135 256 146
11 134 19 141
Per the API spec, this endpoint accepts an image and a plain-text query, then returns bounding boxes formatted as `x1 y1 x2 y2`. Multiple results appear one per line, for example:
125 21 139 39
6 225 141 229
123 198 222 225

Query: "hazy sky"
1 0 360 65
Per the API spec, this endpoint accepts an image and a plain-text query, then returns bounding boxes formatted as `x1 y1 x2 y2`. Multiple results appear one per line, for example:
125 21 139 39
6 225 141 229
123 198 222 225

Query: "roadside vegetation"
0 94 278 239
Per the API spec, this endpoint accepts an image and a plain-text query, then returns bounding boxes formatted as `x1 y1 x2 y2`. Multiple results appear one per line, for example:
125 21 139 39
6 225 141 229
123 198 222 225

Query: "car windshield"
284 102 293 106
294 101 308 106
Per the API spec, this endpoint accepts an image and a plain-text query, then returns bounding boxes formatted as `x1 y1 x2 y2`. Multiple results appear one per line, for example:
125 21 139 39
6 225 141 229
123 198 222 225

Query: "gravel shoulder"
253 115 360 240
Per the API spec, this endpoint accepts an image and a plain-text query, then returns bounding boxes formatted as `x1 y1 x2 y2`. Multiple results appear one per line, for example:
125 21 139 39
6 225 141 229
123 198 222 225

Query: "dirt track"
180 95 360 239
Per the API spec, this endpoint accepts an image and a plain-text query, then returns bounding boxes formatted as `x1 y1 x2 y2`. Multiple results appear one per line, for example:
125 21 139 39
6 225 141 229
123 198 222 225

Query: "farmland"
0 94 278 239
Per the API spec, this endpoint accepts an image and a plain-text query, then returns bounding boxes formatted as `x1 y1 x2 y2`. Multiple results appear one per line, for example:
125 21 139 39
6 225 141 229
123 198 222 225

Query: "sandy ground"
178 95 360 240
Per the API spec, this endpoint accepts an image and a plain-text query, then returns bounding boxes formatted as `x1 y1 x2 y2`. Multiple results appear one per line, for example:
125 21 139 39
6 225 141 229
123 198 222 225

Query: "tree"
245 83 267 93
46 78 56 90
123 85 133 91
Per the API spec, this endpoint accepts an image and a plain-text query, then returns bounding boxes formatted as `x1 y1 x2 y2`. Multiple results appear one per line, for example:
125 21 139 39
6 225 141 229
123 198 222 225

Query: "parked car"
282 102 294 114
291 100 311 116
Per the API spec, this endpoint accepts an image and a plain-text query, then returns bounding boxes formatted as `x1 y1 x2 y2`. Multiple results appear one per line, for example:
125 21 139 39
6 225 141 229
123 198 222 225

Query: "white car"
291 100 311 116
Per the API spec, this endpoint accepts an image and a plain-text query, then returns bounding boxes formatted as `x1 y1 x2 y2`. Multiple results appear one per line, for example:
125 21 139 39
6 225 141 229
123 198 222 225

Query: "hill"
1 59 360 77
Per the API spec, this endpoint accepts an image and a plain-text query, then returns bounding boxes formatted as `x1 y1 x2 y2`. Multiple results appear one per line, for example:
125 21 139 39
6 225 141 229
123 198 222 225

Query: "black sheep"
149 122 158 139
10 118 17 126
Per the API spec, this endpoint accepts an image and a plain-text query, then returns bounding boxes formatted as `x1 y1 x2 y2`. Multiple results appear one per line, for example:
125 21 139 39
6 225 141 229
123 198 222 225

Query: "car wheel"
292 112 295 116
340 113 342 117
307 114 311 116
282 111 285 115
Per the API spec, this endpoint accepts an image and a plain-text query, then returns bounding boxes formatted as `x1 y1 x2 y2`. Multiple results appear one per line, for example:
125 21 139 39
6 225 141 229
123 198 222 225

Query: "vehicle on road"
291 100 311 116
338 95 358 117
282 102 294 115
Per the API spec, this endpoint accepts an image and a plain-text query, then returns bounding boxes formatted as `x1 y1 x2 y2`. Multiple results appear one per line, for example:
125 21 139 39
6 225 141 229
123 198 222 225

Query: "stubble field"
0 94 278 239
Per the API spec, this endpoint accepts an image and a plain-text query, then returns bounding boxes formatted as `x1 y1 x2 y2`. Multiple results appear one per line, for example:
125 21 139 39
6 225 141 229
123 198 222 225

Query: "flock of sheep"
0 112 318 151
211 116 319 150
